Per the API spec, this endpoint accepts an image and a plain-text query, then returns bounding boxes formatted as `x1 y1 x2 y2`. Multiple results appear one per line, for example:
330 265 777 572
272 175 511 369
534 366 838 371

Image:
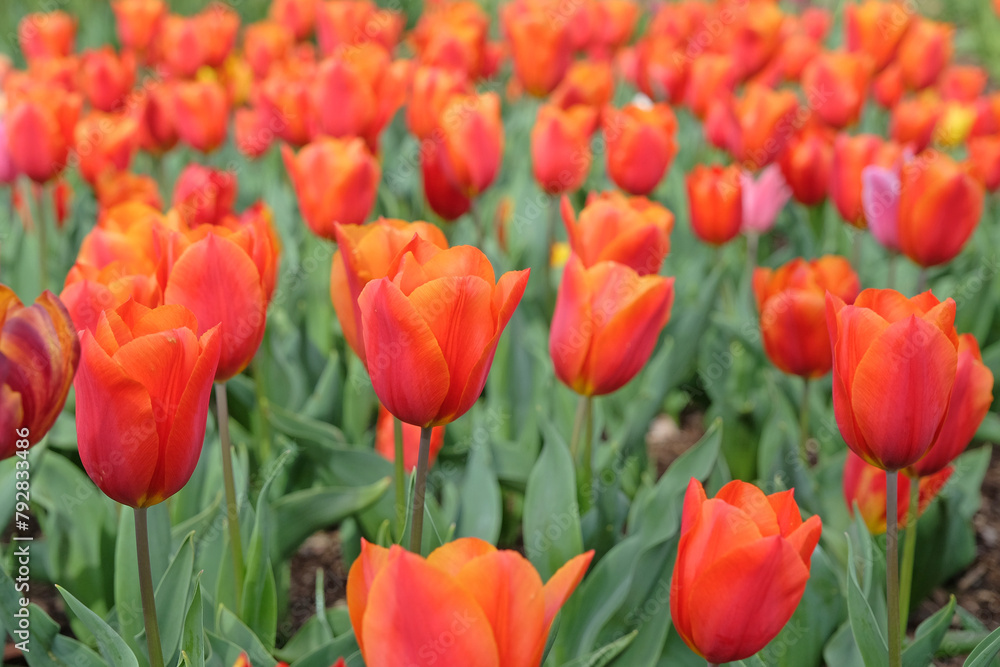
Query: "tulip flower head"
753 256 860 378
347 537 593 667
778 121 834 206
74 301 221 507
861 164 902 252
844 451 953 534
671 478 822 663
0 287 80 461
111 0 166 57
531 104 597 195
358 240 529 427
827 288 959 471
740 165 791 234
604 102 677 196
830 133 903 228
18 11 76 62
686 164 743 245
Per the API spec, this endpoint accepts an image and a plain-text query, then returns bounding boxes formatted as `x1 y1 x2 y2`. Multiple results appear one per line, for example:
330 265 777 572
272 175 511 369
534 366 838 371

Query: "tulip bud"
778 122 834 206
897 19 953 91
551 59 615 110
80 47 137 113
438 92 504 197
174 80 231 153
873 63 905 109
111 0 165 58
134 81 179 155
18 11 76 62
244 21 295 79
890 95 942 154
686 164 743 245
500 0 574 96
0 287 80 461
95 171 163 212
801 51 872 129
531 104 597 195
741 165 791 234
316 0 403 57
6 87 82 183
604 103 677 196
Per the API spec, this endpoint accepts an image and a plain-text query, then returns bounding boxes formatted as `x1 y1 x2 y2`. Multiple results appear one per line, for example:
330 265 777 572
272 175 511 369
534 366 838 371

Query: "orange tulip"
74 301 221 507
374 404 445 471
671 478 822 664
890 95 942 153
156 15 208 78
172 165 237 227
244 21 295 79
561 192 673 275
873 63 905 110
438 92 504 197
604 103 677 196
686 164 743 245
348 538 592 667
316 0 403 57
531 104 597 195
684 54 739 120
74 111 141 186
778 121 834 206
500 0 574 96
410 1 491 79
0 287 80 461
897 152 983 268
95 171 163 212
968 135 1000 192
111 0 165 57
407 66 471 140
6 86 82 183
753 256 861 378
801 51 872 129
358 241 529 427
196 3 240 68
830 133 903 227
550 255 674 397
80 47 137 113
330 219 448 365
844 451 952 534
163 204 281 381
827 288 959 470
897 19 953 91
909 334 994 477
729 84 800 169
234 108 275 159
256 73 315 147
631 36 687 105
844 1 909 72
282 137 381 238
550 59 615 110
728 3 785 81
18 11 76 62
420 141 472 221
173 80 230 153
270 0 318 40
939 65 988 104
134 81 178 155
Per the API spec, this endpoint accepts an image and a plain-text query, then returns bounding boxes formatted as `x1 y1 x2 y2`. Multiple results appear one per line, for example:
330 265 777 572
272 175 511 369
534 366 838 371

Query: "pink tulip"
861 165 901 252
740 165 791 233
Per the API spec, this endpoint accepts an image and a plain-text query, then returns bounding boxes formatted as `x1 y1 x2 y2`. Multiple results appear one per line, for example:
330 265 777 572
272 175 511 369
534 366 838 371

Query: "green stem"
899 474 920 635
886 470 902 667
394 418 406 539
469 198 484 247
409 426 433 554
34 183 50 293
215 382 244 609
579 395 594 513
252 355 272 462
134 507 165 667
569 395 587 459
800 377 812 464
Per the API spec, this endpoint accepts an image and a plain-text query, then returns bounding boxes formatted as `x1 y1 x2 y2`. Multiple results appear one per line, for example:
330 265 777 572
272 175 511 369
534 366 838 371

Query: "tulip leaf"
964 624 1000 667
146 532 195 665
170 491 223 547
289 633 361 667
57 585 139 667
845 533 888 667
902 594 955 667
270 477 392 559
555 630 637 667
115 504 171 667
737 656 768 667
823 621 866 667
524 417 585 581
214 607 277 667
457 442 502 543
181 576 205 667
267 402 349 448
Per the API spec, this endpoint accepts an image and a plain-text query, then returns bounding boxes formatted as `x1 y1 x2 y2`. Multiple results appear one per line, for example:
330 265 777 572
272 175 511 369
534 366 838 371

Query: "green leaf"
57 585 139 667
214 607 276 667
556 630 637 667
288 633 360 667
524 417 584 581
181 576 205 667
148 532 195 664
903 595 955 667
271 477 391 559
456 443 502 543
845 533 888 667
268 403 348 448
823 621 865 667
965 624 1000 667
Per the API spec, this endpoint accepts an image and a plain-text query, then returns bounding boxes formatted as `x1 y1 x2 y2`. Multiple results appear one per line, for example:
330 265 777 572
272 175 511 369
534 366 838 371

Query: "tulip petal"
362 547 501 667
358 278 449 426
760 290 831 377
542 550 594 631
767 489 804 536
427 537 497 577
687 535 811 663
714 480 780 537
851 316 958 469
550 257 593 391
347 539 393 657
680 477 707 536
783 514 822 565
455 550 546 666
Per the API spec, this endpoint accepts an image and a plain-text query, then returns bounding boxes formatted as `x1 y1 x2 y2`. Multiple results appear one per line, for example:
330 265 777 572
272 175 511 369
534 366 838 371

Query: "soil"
280 530 348 644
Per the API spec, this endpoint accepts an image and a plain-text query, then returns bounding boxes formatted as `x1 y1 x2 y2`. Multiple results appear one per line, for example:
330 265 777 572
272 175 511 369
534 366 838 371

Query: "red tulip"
234 108 275 159
155 15 208 78
406 66 472 140
897 19 953 91
531 104 597 195
6 86 82 183
80 47 137 112
174 81 231 153
95 171 163 212
316 0 403 57
18 11 76 61
801 51 872 129
374 404 445 471
873 63 905 110
195 3 240 68
111 0 165 57
269 0 318 40
347 538 592 667
968 135 1000 192
778 121 835 206
420 141 472 221
0 287 80 461
684 54 739 120
282 137 381 238
550 59 615 110
686 164 743 245
74 301 221 507
74 111 141 186
134 81 179 155
172 165 237 227
897 152 983 268
938 65 988 104
830 133 903 228
889 95 942 154
330 219 448 365
357 240 529 427
550 255 674 396
561 192 673 275
827 288 959 470
604 103 677 196
500 0 574 96
671 478 822 663
844 451 952 534
910 334 994 477
411 1 491 79
244 21 295 79
437 92 504 198
753 256 861 378
844 1 910 72
256 73 315 147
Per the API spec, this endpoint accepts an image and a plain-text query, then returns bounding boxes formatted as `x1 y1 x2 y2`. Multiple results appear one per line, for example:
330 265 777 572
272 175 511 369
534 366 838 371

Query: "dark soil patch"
646 411 707 476
280 530 348 644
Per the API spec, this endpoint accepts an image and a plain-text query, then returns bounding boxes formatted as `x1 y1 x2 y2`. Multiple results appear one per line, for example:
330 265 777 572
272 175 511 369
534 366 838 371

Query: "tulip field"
6 0 1000 665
